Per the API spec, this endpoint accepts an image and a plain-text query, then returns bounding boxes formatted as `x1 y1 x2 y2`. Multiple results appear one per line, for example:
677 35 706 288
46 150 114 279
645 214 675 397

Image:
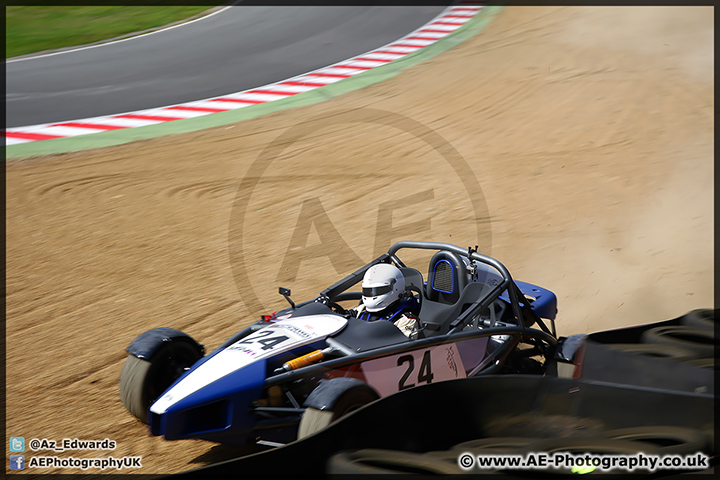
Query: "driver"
350 263 420 338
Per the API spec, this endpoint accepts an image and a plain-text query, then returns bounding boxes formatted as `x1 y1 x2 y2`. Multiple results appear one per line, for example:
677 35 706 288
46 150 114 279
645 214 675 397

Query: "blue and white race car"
119 241 558 446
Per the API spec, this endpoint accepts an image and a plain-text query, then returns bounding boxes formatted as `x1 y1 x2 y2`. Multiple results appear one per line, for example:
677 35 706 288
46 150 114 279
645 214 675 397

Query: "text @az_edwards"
27 437 116 452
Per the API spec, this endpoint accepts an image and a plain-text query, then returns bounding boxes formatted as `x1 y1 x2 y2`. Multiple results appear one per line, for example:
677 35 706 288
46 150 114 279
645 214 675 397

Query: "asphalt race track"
5 5 713 475
6 5 445 127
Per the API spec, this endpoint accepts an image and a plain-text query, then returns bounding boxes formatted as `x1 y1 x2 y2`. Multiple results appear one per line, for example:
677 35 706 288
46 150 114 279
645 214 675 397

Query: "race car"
119 240 559 447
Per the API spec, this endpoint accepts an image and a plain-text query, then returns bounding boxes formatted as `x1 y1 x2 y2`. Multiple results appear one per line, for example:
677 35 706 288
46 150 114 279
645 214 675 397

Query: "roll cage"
265 241 558 386
319 240 556 336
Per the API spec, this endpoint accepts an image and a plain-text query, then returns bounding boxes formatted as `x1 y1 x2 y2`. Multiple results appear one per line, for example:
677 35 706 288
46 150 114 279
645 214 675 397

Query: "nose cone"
148 359 267 446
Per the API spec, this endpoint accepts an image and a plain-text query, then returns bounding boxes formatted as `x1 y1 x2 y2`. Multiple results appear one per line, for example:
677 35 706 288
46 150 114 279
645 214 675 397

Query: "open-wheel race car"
119 241 559 447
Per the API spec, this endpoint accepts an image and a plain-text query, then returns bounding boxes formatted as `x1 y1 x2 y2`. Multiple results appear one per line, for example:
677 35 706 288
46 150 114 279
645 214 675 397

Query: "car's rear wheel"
119 341 202 422
297 385 379 439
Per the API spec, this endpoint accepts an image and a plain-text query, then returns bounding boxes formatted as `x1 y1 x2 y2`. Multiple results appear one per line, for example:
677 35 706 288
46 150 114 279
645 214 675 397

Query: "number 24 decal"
397 350 434 390
236 330 290 351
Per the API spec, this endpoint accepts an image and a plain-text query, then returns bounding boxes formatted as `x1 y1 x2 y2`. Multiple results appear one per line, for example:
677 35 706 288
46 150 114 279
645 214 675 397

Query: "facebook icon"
10 454 25 470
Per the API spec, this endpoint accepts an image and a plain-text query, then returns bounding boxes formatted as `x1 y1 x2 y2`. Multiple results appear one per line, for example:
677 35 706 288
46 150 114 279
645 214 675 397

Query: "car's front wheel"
120 339 203 422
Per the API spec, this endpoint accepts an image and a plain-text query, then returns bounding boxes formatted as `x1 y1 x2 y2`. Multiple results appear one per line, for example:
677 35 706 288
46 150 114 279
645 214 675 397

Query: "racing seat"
399 267 424 296
417 251 482 338
426 250 468 304
419 282 494 337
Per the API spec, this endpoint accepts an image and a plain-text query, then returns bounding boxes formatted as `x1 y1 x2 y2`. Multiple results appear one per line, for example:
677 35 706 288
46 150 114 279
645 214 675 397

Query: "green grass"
6 6 217 58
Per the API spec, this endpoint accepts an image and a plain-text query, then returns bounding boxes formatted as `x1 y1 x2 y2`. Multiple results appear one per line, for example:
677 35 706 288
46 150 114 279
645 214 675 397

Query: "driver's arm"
394 313 419 338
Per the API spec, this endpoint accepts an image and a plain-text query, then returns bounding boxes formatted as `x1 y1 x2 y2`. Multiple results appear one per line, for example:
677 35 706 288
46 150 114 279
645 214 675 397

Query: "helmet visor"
362 284 393 298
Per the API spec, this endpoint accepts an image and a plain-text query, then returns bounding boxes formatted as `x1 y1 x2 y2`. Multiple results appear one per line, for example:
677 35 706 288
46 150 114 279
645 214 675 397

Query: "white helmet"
361 263 405 312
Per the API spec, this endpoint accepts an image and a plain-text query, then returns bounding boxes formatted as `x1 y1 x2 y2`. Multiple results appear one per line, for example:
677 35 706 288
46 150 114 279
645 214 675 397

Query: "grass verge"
6 6 216 58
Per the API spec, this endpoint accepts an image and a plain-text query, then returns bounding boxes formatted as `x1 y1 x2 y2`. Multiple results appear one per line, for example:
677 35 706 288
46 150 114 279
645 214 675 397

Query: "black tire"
522 437 661 475
424 449 464 463
296 408 334 439
119 341 202 422
606 343 697 361
525 436 660 455
604 426 710 455
450 436 537 454
422 437 538 471
425 447 524 473
640 326 715 357
119 355 152 422
297 386 379 439
327 449 462 474
680 309 717 331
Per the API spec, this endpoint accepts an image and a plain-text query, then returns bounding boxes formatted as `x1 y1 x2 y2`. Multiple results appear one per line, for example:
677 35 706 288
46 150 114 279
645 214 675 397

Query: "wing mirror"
279 287 295 309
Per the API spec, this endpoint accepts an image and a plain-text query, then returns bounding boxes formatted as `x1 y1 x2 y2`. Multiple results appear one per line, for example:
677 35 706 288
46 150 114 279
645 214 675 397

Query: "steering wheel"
315 295 347 315
329 301 347 315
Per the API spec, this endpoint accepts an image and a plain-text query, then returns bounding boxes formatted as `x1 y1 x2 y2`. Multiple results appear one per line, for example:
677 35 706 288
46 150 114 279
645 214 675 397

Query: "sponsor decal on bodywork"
150 315 346 414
